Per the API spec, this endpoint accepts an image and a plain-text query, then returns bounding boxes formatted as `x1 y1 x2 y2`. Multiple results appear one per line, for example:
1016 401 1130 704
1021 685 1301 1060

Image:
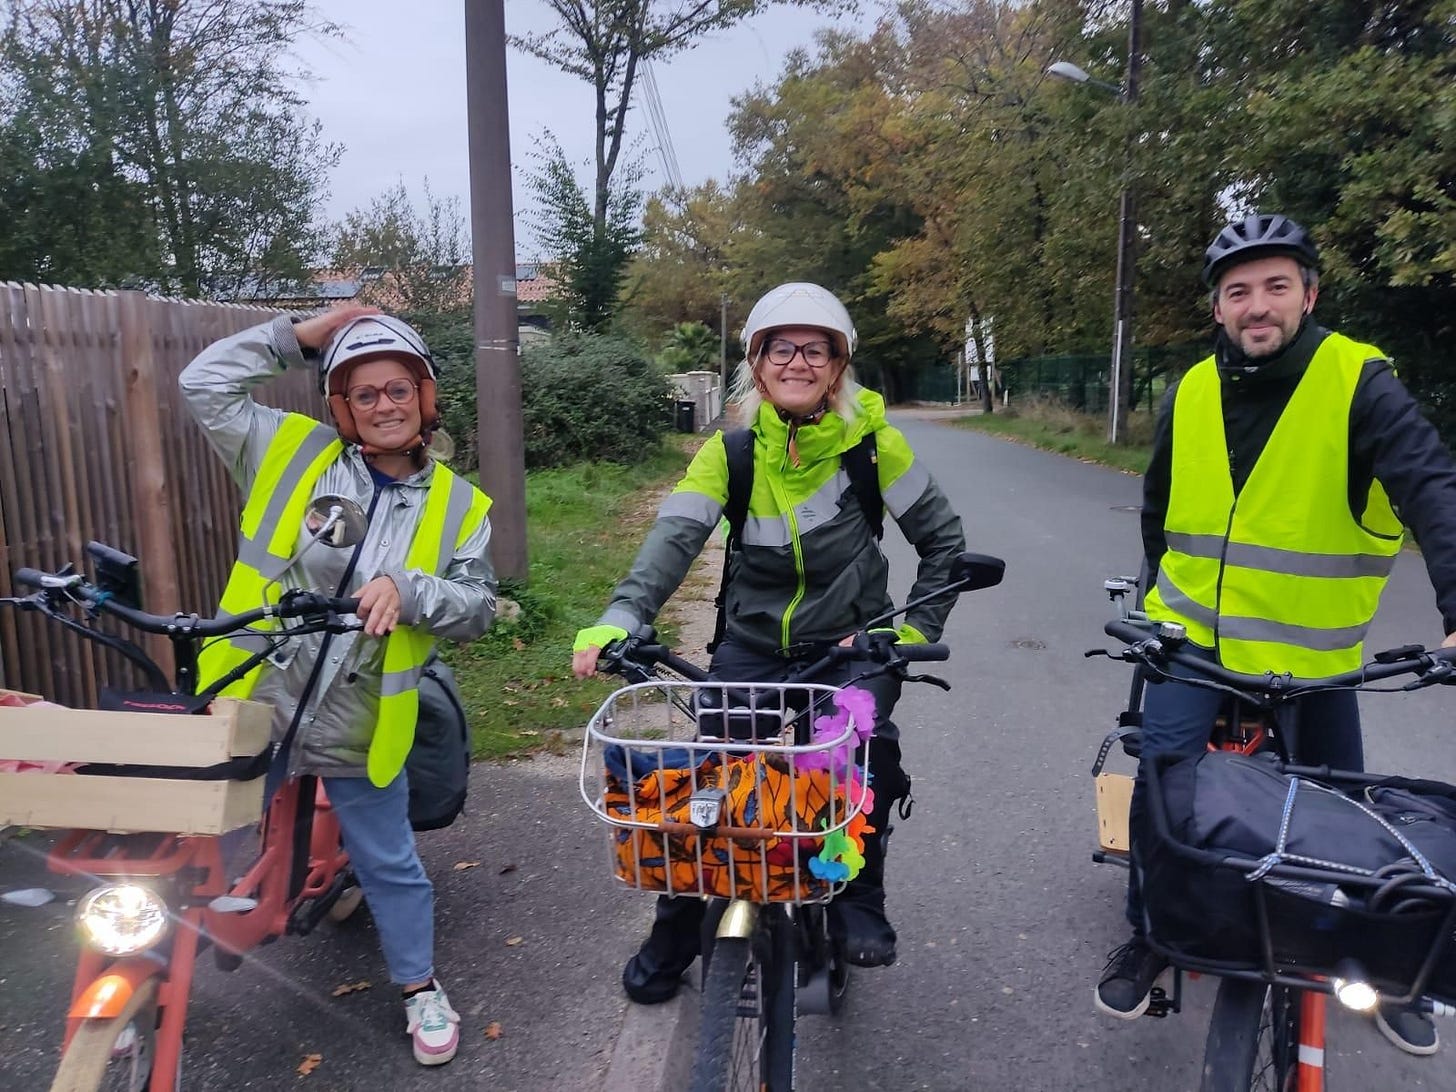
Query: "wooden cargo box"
0 691 271 835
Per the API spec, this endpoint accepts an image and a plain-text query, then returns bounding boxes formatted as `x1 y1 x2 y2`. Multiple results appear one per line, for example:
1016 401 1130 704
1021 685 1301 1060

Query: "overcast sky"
295 1 884 257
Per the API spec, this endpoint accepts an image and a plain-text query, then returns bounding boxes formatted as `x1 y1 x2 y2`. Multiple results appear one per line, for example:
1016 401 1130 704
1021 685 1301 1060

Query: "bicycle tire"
50 976 177 1092
689 936 759 1092
1200 977 1304 1092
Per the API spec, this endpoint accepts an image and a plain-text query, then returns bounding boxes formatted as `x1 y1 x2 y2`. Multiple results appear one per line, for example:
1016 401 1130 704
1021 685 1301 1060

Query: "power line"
639 59 684 192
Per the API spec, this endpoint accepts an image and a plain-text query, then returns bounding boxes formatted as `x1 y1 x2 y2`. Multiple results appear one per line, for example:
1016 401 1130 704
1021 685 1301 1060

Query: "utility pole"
1108 0 1142 444
719 292 729 391
465 0 528 579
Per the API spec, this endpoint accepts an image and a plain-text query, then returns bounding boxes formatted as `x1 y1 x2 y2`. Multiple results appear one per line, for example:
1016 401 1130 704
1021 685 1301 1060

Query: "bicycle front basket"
581 680 873 904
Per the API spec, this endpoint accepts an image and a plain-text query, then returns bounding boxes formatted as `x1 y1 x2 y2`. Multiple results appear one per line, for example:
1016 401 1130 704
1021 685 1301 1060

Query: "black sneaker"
1375 1003 1440 1056
828 895 897 967
1094 936 1167 1020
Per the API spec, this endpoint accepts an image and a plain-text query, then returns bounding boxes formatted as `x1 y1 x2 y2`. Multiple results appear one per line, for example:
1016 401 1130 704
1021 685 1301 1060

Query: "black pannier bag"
1139 750 1456 1002
406 656 472 832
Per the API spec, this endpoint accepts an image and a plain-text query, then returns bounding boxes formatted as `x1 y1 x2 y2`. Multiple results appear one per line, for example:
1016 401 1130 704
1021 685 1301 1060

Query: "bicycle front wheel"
50 976 179 1092
690 936 760 1092
1200 977 1307 1092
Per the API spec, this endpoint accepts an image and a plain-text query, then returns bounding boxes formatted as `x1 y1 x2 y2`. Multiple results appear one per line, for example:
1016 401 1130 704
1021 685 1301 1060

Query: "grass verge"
440 437 697 760
951 399 1154 474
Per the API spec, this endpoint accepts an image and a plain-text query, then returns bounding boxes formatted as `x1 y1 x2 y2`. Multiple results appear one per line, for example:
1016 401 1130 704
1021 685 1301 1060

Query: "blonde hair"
729 356 864 424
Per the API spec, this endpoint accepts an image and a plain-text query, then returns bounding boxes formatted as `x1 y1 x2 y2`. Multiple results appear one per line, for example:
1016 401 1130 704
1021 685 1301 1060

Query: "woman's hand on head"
293 305 383 352
355 575 403 637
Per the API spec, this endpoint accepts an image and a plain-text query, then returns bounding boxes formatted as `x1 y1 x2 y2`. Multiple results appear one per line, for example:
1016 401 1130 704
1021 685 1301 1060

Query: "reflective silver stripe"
1163 532 1226 560
433 473 477 575
742 514 792 547
237 424 339 574
883 459 929 519
1166 532 1397 579
380 666 423 698
659 491 724 527
1155 571 1218 629
794 469 852 535
1221 615 1369 652
1223 541 1396 580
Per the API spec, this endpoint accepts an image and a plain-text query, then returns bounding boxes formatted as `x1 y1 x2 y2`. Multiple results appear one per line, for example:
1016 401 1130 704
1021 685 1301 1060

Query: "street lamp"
1047 0 1142 444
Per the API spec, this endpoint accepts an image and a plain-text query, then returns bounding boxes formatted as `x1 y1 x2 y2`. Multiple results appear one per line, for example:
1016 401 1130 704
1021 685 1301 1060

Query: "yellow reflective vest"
197 413 491 785
1145 332 1403 676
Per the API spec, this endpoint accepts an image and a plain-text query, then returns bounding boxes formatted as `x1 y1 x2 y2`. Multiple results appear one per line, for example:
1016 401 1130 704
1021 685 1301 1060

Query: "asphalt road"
5 414 1456 1091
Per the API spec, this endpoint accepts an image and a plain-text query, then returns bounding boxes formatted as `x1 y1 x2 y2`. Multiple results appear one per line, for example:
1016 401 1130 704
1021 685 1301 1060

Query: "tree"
621 181 737 340
525 130 642 331
656 320 719 372
512 0 833 241
0 0 340 295
332 180 469 313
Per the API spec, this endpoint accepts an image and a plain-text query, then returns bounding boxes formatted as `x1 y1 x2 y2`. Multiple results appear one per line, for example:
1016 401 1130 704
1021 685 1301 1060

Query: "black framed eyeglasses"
762 338 836 369
346 379 418 409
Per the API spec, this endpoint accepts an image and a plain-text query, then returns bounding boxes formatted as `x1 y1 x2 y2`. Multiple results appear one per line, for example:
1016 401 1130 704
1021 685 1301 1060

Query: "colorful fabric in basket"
603 748 873 901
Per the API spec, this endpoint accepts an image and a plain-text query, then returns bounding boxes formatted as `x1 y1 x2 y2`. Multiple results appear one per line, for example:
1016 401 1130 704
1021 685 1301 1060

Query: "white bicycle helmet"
317 315 441 453
740 283 858 362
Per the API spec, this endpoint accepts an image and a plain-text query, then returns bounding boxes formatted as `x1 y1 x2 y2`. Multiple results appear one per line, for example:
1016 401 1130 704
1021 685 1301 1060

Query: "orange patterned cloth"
603 751 872 902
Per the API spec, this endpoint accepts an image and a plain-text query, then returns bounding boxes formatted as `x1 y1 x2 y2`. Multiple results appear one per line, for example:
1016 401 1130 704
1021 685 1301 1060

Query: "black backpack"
406 656 472 832
709 427 883 652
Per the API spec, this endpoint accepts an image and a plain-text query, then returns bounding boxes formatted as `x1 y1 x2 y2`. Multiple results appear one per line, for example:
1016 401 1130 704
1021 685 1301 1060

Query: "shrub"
520 330 671 467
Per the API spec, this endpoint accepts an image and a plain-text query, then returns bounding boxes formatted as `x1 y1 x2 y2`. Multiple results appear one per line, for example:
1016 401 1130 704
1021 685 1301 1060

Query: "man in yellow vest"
1094 214 1456 1056
181 306 495 1066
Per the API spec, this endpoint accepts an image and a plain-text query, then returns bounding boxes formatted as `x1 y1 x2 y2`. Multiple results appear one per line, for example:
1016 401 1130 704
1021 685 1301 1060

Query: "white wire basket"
580 679 873 904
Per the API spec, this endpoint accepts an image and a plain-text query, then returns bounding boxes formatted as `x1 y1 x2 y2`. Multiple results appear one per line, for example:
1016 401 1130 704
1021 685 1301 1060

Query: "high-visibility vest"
1145 332 1403 676
197 413 491 785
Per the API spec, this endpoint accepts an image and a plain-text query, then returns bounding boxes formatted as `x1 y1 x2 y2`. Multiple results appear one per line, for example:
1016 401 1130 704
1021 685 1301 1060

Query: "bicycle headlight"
77 883 169 955
1332 958 1378 1012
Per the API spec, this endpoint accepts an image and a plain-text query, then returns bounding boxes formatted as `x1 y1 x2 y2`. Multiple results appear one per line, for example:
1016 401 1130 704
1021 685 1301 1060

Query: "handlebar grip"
1105 618 1155 644
897 642 950 662
13 568 50 591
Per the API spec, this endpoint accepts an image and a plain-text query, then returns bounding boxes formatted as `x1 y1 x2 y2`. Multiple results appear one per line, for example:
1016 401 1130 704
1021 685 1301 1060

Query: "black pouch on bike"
405 656 471 832
72 689 270 781
1140 750 1456 1002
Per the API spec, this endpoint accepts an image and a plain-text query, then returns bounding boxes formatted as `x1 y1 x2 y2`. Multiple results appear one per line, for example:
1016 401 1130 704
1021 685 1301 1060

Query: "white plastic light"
77 883 169 955
1332 959 1378 1012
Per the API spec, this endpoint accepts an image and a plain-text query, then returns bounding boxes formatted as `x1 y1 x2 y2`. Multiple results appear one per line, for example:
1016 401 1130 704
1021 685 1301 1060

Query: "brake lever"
904 672 951 691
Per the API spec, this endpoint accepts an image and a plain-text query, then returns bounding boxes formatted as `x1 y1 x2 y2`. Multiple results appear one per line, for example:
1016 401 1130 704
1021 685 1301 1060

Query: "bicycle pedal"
1143 986 1178 1018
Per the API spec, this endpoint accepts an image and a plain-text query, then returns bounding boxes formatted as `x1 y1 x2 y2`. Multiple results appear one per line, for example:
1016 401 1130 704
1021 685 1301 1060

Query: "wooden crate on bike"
0 691 271 835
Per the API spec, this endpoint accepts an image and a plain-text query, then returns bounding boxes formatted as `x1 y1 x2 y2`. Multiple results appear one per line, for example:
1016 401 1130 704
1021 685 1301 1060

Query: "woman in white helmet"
180 305 496 1067
573 282 966 1003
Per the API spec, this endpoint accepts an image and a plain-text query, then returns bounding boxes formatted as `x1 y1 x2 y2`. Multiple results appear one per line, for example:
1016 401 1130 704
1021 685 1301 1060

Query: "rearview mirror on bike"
949 551 1005 592
304 495 369 548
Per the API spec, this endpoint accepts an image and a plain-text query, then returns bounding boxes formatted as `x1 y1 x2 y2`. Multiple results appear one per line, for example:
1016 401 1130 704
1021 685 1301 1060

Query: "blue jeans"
1124 645 1364 930
324 773 435 984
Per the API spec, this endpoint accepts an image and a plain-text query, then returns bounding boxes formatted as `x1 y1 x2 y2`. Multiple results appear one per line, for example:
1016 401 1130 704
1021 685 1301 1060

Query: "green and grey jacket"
600 390 965 654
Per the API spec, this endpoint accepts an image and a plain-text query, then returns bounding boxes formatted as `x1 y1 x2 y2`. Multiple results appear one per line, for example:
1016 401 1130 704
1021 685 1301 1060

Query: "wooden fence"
0 284 325 707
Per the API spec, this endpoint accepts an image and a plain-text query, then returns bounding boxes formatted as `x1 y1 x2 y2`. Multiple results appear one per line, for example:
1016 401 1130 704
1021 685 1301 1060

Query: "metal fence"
1000 345 1206 413
0 284 321 706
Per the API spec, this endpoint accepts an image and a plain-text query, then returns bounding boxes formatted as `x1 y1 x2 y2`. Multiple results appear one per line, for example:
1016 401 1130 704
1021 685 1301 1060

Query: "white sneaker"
404 981 460 1066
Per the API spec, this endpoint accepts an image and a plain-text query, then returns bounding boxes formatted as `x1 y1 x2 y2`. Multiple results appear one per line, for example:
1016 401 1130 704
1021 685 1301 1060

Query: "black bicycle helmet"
1202 213 1320 287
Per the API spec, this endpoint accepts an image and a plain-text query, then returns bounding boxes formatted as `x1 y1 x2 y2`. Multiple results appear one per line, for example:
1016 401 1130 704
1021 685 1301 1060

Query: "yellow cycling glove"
573 623 629 653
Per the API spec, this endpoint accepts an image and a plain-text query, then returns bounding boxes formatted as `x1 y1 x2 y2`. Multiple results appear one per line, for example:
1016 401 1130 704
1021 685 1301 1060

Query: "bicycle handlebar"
12 566 360 638
1102 616 1456 700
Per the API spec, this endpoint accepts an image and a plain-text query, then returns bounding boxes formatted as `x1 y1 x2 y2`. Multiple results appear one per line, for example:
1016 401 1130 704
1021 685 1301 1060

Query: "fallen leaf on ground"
512 638 525 651
330 980 371 997
453 860 481 871
484 1022 503 1040
498 863 518 874
297 1054 322 1075
505 935 524 946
